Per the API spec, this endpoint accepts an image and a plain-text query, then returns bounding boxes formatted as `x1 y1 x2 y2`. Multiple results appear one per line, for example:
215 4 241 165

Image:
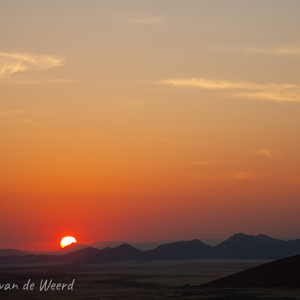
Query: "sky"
1 0 300 251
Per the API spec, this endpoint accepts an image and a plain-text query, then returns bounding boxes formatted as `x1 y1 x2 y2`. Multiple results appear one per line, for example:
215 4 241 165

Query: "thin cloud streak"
122 160 239 165
159 77 300 102
0 109 24 117
236 45 300 55
214 44 300 56
236 91 300 102
160 78 296 91
129 16 164 25
1 119 41 126
260 149 274 159
17 119 40 126
0 78 75 85
234 171 256 180
0 51 64 78
192 161 239 165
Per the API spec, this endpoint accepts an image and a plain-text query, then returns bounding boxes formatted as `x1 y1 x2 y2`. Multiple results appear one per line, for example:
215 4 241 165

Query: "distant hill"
0 244 142 264
25 240 186 255
1 233 300 264
63 247 102 262
143 239 215 260
201 254 300 287
0 249 29 257
91 241 126 250
51 243 89 254
92 240 192 251
83 244 142 263
214 233 300 259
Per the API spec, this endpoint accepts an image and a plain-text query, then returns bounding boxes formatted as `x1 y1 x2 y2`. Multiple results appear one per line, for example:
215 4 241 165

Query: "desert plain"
1 259 300 299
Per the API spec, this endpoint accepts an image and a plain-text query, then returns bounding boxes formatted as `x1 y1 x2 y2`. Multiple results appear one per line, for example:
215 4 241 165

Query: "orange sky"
1 0 300 250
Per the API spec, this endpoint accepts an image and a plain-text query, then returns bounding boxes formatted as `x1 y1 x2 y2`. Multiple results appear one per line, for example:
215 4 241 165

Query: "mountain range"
1 233 300 264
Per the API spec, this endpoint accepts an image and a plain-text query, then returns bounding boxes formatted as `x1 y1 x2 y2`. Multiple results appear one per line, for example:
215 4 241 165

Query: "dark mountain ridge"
83 243 143 263
1 233 300 264
215 233 300 259
143 239 216 260
0 248 29 257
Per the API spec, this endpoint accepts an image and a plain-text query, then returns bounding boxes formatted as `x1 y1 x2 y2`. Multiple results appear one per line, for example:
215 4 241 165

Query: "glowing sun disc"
60 236 77 248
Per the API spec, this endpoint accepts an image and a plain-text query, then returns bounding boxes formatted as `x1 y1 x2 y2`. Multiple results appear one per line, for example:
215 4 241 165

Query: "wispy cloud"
0 78 75 85
0 109 24 117
214 44 300 56
236 91 300 102
192 161 239 165
129 16 164 25
17 119 40 126
123 160 182 165
0 51 64 79
1 119 40 126
160 78 296 91
160 78 246 90
159 77 300 102
122 160 239 165
0 108 43 126
260 149 274 159
234 171 256 180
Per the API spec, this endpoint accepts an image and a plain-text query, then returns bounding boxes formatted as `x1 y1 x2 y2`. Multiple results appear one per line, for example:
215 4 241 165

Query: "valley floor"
1 259 299 299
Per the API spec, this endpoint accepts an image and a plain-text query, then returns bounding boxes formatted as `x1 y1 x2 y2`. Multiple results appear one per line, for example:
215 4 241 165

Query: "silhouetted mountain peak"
228 233 253 240
112 243 142 254
155 239 212 249
63 247 101 262
102 246 112 251
0 249 29 257
145 239 215 260
116 243 136 249
66 246 99 255
190 239 210 245
255 234 273 240
215 233 298 259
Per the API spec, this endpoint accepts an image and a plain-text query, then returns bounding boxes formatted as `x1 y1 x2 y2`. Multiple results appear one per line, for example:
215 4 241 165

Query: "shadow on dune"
201 254 300 288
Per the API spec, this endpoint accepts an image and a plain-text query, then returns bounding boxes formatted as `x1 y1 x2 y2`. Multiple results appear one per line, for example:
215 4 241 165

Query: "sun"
60 236 77 248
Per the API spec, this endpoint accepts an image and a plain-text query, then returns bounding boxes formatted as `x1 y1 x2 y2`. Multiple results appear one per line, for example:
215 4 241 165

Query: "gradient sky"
1 0 300 250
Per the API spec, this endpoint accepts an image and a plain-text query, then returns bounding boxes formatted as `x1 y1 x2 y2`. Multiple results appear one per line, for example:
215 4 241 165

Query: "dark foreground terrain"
0 259 300 299
202 254 300 288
